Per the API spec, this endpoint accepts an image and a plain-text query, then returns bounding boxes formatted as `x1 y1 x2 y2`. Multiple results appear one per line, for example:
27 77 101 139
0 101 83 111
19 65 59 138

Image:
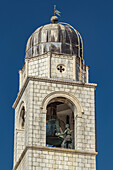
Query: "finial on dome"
51 5 61 23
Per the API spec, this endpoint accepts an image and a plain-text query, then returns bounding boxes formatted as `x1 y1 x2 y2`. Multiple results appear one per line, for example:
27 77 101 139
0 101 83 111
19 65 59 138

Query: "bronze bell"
46 104 64 147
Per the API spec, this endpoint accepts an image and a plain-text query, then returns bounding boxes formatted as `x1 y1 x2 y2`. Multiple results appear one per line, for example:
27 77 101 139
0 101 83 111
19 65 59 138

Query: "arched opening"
19 106 25 129
15 104 26 163
46 97 75 149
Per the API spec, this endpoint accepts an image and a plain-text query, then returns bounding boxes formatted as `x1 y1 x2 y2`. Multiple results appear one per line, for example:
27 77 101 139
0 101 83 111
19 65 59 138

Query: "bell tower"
13 15 97 169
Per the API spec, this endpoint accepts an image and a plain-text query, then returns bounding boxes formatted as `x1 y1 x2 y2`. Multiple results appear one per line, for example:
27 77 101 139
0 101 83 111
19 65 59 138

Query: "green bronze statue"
56 124 73 149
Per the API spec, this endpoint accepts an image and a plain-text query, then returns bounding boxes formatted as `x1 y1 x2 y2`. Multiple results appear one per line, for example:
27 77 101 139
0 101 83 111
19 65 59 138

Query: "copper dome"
26 23 83 58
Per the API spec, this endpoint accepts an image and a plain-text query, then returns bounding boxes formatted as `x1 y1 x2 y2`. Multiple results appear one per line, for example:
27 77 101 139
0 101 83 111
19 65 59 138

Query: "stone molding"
17 101 26 117
52 53 73 60
15 101 26 129
13 146 98 170
25 52 75 61
16 129 24 132
13 76 97 109
25 53 48 62
25 52 73 63
41 91 83 117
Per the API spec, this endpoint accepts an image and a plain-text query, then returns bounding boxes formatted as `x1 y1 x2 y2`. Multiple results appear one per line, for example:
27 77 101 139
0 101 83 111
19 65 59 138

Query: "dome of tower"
26 23 83 58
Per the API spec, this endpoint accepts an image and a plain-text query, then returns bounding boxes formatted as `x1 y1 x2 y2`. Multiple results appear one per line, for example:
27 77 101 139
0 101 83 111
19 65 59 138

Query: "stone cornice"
13 77 29 109
25 53 48 62
12 76 97 109
25 52 74 63
25 52 75 60
13 145 98 170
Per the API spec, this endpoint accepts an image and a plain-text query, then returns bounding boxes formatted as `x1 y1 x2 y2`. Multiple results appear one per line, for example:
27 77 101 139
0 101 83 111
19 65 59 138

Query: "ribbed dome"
26 23 83 58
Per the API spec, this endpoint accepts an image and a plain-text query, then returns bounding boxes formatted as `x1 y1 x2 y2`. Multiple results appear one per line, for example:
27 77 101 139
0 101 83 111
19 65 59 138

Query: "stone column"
19 70 22 90
86 66 89 83
25 59 28 79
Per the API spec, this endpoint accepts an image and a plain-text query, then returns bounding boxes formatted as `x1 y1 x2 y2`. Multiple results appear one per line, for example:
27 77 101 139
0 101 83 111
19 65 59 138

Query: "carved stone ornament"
57 64 66 73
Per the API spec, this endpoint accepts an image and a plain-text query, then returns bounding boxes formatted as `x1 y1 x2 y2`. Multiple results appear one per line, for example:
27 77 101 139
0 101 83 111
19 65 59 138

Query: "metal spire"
54 5 56 16
51 5 61 23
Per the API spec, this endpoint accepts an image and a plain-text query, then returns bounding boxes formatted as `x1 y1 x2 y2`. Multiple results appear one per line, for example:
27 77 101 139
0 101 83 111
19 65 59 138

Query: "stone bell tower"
13 14 97 170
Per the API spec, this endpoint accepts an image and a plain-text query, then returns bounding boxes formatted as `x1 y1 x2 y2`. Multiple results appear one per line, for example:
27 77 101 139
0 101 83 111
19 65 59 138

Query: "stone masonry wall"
14 79 96 169
27 80 96 152
16 147 96 170
28 54 74 81
20 53 88 89
14 82 30 166
28 55 48 78
15 130 25 162
51 54 73 80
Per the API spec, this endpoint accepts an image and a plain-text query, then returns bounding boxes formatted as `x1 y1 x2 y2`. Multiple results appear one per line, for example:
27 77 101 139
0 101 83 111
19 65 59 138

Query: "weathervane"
51 5 61 23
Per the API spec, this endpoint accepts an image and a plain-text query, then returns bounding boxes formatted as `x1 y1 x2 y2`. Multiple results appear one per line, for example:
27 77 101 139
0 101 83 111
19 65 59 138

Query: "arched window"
46 97 75 149
19 106 25 129
15 105 26 163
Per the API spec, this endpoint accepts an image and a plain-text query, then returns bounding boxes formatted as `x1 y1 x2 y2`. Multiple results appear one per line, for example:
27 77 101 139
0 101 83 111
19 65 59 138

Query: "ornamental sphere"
51 16 58 23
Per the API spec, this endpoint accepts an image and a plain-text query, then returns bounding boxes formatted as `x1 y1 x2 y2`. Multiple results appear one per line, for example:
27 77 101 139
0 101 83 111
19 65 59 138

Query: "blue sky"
0 0 113 169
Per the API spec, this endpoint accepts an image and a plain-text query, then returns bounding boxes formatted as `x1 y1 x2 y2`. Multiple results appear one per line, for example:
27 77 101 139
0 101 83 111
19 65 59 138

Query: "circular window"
57 64 66 73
